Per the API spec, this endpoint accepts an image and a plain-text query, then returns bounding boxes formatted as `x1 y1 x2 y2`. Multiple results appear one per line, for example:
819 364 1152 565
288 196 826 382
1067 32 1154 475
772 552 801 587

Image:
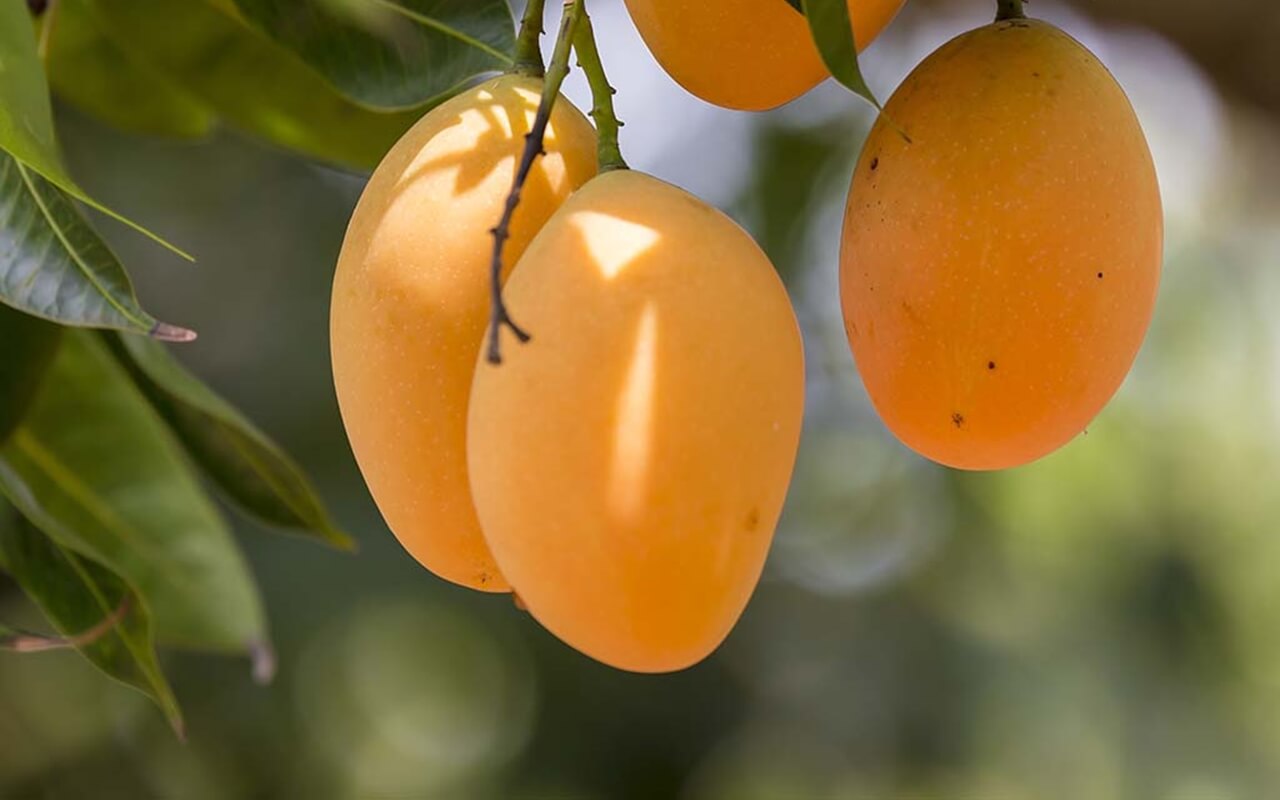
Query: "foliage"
0 503 181 733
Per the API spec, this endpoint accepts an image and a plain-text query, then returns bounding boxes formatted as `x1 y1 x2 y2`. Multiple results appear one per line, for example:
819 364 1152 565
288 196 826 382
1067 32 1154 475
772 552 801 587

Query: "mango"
468 170 804 671
331 75 598 591
622 0 905 110
840 18 1162 469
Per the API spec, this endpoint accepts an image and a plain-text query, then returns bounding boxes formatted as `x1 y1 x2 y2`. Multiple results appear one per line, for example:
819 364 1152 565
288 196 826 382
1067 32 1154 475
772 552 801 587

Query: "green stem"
537 0 585 117
995 0 1026 21
512 0 547 77
486 0 588 365
573 8 627 172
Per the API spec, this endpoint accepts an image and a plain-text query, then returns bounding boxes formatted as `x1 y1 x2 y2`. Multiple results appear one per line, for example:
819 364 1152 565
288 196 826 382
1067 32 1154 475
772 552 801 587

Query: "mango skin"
468 171 804 671
331 75 597 592
622 0 905 111
840 19 1162 470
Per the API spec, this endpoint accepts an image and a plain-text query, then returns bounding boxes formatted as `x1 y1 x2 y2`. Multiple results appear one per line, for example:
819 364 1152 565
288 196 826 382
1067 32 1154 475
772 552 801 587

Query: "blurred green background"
4 0 1280 797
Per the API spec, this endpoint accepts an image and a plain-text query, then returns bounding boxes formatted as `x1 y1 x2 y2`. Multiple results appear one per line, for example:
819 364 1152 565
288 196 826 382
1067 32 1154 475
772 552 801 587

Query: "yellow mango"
840 18 1162 469
468 170 804 671
622 0 906 110
331 75 597 591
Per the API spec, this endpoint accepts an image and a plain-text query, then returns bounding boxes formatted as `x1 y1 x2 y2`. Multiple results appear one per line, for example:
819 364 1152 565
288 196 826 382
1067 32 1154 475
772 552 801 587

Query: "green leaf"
801 0 879 108
88 0 425 170
0 150 195 339
0 0 192 258
105 332 354 551
0 332 269 657
45 0 216 139
0 503 183 735
231 0 515 110
0 304 62 444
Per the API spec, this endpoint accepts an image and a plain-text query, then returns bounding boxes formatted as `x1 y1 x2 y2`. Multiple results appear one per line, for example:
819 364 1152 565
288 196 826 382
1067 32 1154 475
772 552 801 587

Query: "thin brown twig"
486 0 586 365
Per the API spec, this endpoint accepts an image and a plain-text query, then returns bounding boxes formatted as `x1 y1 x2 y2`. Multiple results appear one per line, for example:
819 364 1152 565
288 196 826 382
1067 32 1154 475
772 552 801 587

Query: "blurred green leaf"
0 304 62 444
46 0 216 139
89 0 424 170
740 120 853 285
800 0 879 108
0 332 269 656
0 0 191 258
0 150 194 339
105 332 354 551
231 0 514 109
0 503 183 734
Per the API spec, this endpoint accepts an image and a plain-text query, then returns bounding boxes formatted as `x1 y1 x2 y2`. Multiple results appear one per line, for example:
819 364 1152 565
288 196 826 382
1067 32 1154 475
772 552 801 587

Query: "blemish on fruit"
744 508 760 532
952 412 966 429
870 156 879 171
1097 271 1104 279
987 361 996 370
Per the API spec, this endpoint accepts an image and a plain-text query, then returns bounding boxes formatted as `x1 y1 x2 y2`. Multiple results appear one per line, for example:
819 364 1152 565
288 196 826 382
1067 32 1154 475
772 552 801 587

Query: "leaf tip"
326 527 359 553
150 323 198 343
249 638 277 685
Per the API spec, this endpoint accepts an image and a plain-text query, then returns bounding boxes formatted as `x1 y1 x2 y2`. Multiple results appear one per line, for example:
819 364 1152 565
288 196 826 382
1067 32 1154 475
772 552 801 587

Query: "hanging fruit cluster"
331 0 1161 672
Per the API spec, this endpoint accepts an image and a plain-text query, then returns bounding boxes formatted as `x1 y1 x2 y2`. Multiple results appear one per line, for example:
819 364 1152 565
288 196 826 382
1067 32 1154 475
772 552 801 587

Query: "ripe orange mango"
622 0 905 110
468 170 804 671
840 18 1162 470
331 75 597 591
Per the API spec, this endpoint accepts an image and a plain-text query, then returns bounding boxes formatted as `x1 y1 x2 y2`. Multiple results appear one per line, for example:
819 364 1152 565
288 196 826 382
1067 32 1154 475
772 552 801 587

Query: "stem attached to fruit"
995 0 1026 21
512 0 548 77
573 9 627 173
486 0 587 365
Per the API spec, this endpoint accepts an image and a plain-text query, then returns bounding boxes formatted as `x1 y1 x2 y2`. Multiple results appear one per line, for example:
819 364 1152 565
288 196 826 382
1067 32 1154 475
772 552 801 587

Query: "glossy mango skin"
622 0 906 111
840 19 1162 470
468 171 804 671
331 75 597 591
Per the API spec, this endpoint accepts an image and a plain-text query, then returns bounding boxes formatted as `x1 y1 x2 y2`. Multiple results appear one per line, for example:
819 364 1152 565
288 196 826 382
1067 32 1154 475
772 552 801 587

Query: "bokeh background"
3 0 1280 797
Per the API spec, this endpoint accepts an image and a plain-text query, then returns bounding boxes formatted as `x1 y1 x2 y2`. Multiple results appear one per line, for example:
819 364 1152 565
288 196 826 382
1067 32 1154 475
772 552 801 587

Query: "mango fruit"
622 0 905 110
331 75 597 591
840 18 1162 469
468 170 804 671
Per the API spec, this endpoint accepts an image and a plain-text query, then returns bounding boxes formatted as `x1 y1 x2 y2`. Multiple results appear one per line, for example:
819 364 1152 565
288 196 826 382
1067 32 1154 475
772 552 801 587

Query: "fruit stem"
573 7 628 173
512 0 547 77
487 0 587 365
995 0 1026 21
